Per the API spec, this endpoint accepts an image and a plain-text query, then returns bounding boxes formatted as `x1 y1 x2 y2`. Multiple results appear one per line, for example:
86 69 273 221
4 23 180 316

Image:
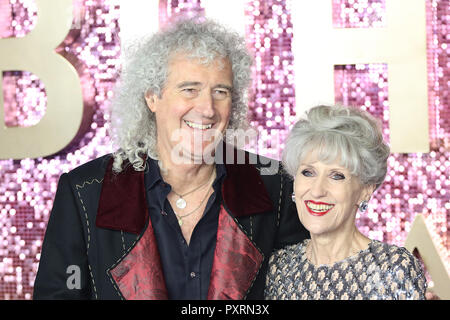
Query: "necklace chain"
174 186 212 226
172 171 213 198
171 169 216 226
171 169 214 209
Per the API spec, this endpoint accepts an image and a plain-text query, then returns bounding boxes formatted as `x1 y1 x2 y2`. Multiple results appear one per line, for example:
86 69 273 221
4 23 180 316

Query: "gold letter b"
0 0 83 159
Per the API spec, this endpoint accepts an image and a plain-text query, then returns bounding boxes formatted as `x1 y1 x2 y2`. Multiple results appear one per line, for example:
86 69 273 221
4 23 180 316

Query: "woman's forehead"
300 157 347 170
299 151 353 173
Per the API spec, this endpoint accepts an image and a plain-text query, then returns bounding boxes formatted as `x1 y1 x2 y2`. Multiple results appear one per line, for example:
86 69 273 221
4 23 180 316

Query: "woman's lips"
304 200 334 216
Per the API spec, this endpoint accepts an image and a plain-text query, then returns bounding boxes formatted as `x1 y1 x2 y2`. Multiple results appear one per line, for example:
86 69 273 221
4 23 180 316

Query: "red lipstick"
304 200 334 217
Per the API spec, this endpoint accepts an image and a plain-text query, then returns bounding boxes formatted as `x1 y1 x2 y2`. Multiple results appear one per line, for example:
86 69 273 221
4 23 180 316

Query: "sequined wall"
0 0 448 299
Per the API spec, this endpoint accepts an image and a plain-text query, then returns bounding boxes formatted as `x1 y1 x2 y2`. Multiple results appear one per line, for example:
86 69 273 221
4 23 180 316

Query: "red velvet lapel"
207 206 264 299
221 144 274 217
108 219 168 299
96 159 147 234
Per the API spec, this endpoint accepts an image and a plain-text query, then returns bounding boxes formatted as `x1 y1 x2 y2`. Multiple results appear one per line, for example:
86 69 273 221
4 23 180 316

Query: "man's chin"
170 143 218 165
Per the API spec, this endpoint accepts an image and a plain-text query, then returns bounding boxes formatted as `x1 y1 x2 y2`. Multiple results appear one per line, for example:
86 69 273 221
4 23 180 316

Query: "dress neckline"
300 238 376 268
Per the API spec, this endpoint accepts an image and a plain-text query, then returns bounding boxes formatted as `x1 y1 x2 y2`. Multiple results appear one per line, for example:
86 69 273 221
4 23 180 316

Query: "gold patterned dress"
264 239 427 300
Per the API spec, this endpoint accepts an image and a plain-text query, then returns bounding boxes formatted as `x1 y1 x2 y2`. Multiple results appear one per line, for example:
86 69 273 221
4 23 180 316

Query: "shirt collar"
146 158 164 191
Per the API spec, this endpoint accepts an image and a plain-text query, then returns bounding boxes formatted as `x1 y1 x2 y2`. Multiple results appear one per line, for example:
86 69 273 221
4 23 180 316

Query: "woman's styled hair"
109 17 253 172
282 105 390 189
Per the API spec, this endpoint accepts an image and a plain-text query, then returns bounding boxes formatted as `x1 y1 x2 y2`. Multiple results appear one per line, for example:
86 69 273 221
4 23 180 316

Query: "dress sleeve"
264 251 280 300
33 173 92 299
391 248 427 300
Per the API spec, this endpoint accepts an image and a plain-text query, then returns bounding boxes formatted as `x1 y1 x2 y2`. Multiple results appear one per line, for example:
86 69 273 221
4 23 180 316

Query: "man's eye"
181 88 197 96
212 89 229 100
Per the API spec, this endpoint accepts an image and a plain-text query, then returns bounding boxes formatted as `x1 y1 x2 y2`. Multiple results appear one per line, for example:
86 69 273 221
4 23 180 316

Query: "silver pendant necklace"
174 186 212 226
175 197 187 209
171 170 214 209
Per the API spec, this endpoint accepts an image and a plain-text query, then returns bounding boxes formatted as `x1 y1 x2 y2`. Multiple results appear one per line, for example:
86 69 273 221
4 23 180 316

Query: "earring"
291 193 296 203
358 200 368 212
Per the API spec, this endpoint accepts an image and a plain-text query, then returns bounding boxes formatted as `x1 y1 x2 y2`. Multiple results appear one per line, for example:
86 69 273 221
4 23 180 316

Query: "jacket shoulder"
243 150 283 177
66 154 112 185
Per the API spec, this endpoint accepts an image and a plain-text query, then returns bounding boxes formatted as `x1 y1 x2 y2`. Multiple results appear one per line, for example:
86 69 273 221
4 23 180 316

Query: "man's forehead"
165 53 233 87
168 52 230 69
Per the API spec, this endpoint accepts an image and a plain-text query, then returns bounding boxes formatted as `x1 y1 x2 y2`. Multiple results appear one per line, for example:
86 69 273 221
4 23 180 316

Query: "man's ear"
145 91 158 112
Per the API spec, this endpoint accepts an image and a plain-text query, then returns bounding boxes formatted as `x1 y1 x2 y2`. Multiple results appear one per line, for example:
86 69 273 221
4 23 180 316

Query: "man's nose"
195 91 215 118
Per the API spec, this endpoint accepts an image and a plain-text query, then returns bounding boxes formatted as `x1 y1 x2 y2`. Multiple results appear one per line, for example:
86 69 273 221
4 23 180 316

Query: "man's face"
145 53 233 164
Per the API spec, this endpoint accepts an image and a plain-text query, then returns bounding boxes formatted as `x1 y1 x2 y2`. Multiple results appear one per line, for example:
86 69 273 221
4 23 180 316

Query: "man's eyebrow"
176 81 233 91
176 81 202 88
214 84 233 91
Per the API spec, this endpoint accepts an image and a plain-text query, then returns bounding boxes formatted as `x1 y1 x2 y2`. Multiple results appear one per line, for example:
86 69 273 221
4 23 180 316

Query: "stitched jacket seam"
74 178 103 300
105 234 142 300
277 171 283 228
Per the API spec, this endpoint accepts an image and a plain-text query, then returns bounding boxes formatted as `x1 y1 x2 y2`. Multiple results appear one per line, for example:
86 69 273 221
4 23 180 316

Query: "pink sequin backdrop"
0 0 448 299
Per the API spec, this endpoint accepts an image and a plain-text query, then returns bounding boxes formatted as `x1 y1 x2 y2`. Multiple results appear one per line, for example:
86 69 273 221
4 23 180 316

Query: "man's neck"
157 148 216 194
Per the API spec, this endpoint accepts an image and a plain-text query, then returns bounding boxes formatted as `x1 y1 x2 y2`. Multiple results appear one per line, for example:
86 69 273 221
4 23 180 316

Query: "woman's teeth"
306 201 334 212
184 120 213 130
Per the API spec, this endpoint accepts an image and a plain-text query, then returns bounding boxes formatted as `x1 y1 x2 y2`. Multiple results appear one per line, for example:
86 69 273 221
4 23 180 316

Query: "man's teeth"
185 120 213 130
306 202 334 212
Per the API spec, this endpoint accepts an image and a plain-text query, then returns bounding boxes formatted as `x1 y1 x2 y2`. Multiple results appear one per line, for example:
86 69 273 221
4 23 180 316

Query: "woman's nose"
310 176 327 198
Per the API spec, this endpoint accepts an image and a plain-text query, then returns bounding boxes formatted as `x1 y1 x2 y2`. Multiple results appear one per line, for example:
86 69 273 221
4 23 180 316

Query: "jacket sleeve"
273 171 310 249
33 173 92 299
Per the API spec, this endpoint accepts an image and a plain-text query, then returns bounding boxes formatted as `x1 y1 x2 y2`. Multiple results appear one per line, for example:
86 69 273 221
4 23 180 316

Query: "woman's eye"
301 169 314 177
331 173 345 180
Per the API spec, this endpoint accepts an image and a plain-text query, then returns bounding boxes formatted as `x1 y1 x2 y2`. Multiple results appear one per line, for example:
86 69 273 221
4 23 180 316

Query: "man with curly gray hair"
34 17 308 300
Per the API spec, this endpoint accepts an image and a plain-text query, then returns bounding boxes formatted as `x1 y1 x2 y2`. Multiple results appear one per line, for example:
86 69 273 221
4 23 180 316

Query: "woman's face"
293 153 374 238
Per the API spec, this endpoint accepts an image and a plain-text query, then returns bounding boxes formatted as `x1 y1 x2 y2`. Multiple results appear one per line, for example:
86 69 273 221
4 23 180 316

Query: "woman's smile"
304 200 334 216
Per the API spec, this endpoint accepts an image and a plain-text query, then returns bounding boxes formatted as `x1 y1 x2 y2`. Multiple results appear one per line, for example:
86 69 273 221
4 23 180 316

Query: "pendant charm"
178 218 183 226
176 197 187 209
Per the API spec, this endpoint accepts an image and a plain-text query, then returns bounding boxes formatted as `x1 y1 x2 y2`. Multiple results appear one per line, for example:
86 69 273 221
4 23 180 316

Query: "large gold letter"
405 214 450 299
0 0 83 159
291 0 429 152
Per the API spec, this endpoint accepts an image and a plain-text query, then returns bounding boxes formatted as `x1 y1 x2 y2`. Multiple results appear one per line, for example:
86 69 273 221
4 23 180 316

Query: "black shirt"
144 158 226 299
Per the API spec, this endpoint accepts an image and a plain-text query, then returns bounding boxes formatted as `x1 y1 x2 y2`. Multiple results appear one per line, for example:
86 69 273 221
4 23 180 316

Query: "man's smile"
184 120 214 130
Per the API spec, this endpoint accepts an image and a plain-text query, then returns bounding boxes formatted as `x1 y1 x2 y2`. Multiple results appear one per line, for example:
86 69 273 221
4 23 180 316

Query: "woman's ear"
362 184 376 202
144 91 158 112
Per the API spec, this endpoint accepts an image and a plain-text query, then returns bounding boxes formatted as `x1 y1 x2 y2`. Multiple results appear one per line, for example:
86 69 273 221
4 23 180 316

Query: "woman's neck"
307 228 371 266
